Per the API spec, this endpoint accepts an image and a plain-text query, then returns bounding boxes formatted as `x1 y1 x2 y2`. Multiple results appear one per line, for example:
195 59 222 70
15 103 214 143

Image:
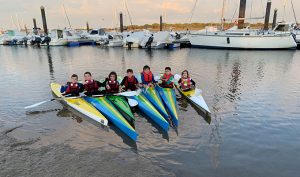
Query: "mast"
62 4 72 29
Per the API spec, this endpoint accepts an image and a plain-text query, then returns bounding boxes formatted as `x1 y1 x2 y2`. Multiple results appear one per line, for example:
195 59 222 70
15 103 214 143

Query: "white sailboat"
189 0 297 49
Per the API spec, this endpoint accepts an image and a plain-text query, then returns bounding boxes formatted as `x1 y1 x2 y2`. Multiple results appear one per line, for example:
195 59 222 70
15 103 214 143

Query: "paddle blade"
174 74 181 81
24 99 53 109
128 98 138 107
118 91 137 97
154 76 160 82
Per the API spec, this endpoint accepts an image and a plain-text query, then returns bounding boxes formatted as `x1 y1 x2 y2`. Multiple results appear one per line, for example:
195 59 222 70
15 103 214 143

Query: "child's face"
165 69 171 74
144 68 150 74
110 75 116 81
84 74 91 81
182 72 188 78
71 77 78 83
127 72 133 77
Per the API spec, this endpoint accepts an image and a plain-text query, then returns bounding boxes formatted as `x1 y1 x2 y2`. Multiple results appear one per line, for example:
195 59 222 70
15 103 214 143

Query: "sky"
0 0 299 30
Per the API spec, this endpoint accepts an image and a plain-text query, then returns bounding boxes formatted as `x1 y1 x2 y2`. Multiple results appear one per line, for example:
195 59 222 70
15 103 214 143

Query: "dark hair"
165 67 171 71
127 69 133 73
181 70 189 77
71 74 78 78
84 72 92 76
143 65 150 70
108 71 117 80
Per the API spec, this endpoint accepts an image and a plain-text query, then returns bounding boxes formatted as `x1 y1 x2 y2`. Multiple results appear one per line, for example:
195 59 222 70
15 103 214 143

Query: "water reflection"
46 48 55 81
227 61 241 102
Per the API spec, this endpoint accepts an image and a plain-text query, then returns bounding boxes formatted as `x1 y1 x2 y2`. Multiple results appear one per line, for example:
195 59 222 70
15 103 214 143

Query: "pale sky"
0 0 299 30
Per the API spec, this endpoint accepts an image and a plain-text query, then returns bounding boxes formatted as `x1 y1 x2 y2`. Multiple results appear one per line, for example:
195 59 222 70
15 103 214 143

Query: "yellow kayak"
50 83 108 126
176 85 210 115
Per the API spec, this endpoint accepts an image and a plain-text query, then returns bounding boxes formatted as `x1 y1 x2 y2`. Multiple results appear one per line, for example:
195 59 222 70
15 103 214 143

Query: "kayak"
156 85 179 127
84 96 138 141
142 86 169 120
176 85 211 115
106 95 135 127
50 83 108 126
130 92 169 132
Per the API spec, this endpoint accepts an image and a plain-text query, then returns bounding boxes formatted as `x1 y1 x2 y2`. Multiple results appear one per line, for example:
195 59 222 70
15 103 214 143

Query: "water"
0 46 300 177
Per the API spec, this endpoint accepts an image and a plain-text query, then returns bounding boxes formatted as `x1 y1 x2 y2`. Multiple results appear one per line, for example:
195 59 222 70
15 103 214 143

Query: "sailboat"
189 0 297 49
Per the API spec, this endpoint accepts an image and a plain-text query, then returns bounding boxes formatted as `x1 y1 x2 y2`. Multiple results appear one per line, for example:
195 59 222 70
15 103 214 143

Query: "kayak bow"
130 92 169 132
50 83 108 126
156 85 179 127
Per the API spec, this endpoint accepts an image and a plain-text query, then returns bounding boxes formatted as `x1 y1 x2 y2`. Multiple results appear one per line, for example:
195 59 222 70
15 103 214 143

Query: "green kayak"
107 95 136 127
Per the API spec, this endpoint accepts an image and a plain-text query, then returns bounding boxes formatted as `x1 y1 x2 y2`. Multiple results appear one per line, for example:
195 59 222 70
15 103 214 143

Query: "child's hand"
106 85 110 89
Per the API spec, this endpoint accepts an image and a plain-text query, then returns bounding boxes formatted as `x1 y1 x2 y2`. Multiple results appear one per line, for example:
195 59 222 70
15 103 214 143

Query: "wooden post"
238 0 247 29
264 0 272 30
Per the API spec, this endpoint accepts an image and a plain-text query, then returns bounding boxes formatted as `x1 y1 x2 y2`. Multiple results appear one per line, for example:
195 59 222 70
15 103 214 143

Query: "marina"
1 0 300 176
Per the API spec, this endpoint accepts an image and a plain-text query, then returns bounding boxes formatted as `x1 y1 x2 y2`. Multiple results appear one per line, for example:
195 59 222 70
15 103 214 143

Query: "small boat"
176 86 210 115
98 34 123 47
130 93 169 132
50 83 108 126
84 97 138 141
156 85 179 127
106 95 135 127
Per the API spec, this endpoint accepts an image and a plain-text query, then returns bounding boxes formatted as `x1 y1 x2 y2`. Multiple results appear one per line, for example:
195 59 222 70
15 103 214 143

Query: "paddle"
24 91 139 109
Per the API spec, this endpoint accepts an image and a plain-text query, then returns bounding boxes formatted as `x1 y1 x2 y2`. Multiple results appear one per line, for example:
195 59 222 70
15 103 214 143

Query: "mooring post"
160 15 163 31
272 8 278 29
33 18 38 35
120 12 123 33
238 0 247 29
264 0 272 30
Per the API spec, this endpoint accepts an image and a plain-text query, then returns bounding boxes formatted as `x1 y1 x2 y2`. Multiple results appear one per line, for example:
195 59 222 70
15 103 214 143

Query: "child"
83 72 102 96
178 70 196 91
160 67 174 88
121 69 139 91
141 65 156 87
104 71 120 93
60 74 84 96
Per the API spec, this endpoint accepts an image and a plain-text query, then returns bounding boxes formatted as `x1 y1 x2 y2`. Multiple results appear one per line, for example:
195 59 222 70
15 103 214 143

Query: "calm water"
0 46 299 177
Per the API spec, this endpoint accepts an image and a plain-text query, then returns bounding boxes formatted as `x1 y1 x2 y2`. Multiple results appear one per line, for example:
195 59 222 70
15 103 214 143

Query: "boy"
141 65 156 87
160 67 174 88
121 69 139 91
60 74 84 96
83 72 102 96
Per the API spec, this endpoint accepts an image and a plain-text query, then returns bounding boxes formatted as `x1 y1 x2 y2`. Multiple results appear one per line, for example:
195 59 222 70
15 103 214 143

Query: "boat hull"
106 95 135 127
156 86 179 127
189 33 297 49
130 93 169 132
176 86 210 115
50 83 108 126
142 87 169 120
85 97 138 141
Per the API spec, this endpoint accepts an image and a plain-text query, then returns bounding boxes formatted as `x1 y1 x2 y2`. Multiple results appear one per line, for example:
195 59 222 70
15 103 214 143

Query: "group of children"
60 65 196 96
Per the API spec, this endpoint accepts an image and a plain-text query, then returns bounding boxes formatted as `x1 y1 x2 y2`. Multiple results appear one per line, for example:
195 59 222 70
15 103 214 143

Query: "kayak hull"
176 86 211 115
106 95 135 127
130 93 169 132
84 97 138 141
156 85 179 127
50 83 108 126
142 87 169 120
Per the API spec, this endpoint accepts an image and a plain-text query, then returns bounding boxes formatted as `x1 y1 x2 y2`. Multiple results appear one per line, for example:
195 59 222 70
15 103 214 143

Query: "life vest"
162 73 174 87
84 80 99 93
141 71 153 83
180 77 192 90
106 80 119 93
65 82 80 96
124 76 138 90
